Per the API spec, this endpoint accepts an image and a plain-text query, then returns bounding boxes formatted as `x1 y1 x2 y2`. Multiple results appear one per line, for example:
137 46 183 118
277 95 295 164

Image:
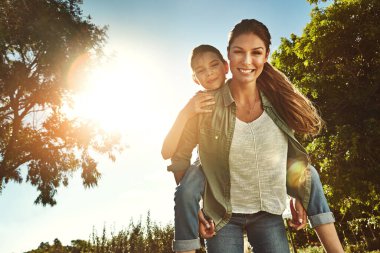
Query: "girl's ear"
224 61 229 74
192 73 200 85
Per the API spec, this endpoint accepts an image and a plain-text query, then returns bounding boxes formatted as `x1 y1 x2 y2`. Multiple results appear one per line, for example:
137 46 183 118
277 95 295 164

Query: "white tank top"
229 111 288 214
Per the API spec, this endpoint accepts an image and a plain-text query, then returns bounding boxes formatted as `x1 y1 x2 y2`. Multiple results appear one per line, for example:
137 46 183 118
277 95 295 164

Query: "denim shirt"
168 80 312 232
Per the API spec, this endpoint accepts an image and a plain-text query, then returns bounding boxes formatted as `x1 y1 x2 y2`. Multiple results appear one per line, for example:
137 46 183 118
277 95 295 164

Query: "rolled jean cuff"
172 238 201 252
309 211 335 228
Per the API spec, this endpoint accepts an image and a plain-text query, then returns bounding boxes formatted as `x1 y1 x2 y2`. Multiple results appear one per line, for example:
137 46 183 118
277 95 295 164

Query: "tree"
26 239 69 253
26 213 177 253
272 0 380 243
0 0 123 205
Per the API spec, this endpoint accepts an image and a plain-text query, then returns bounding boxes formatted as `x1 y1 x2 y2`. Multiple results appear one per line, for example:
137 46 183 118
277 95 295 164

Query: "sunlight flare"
67 52 160 133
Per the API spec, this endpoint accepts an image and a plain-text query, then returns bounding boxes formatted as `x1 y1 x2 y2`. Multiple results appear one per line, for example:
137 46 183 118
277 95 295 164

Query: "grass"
297 245 380 253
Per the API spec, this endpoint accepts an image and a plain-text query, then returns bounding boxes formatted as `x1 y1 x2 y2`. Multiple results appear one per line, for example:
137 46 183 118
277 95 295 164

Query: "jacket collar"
221 79 273 109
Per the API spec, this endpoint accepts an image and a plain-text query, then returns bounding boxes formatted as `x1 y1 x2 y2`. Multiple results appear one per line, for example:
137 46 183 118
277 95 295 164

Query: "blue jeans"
173 163 335 252
307 165 335 227
173 161 205 252
207 212 290 253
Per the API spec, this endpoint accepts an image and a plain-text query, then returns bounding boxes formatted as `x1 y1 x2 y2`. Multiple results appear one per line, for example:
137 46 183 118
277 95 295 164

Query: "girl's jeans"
173 163 335 252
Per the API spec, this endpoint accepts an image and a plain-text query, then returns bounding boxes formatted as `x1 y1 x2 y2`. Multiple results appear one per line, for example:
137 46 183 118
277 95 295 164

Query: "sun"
73 66 121 130
64 47 180 149
67 53 156 133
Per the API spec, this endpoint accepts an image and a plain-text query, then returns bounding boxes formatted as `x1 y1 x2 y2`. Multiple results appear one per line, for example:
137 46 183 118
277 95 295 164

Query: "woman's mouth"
238 68 255 74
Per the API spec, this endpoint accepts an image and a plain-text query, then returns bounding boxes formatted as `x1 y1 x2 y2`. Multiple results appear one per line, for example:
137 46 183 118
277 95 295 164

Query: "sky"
0 1 331 252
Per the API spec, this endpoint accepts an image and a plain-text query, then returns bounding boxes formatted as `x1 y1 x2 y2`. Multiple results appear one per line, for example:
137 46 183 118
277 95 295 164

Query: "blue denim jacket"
168 80 312 232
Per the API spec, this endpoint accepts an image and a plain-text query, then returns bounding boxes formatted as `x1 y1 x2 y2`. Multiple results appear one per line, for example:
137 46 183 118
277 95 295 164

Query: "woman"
169 19 343 252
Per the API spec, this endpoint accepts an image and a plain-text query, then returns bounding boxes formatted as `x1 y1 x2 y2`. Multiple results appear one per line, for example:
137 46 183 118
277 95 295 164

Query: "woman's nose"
244 53 252 65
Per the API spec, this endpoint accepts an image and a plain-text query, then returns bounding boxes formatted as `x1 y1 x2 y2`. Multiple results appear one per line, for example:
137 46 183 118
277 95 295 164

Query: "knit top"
229 111 288 214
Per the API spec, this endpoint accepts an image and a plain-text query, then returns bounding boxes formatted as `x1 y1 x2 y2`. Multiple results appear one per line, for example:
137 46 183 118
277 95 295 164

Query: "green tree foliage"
0 0 123 205
307 0 329 4
27 239 66 253
26 213 178 253
272 0 380 245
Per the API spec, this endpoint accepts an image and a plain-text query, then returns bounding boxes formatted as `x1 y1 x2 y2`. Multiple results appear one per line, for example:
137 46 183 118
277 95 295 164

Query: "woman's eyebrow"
231 46 264 50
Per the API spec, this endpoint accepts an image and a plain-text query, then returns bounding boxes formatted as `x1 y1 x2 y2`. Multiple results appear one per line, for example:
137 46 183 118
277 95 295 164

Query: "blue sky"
0 1 330 252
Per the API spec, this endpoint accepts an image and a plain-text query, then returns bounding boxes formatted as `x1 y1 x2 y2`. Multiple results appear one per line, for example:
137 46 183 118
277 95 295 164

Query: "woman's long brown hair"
229 19 323 136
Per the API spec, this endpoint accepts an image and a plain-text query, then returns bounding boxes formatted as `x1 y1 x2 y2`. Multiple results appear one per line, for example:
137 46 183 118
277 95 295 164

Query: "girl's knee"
174 183 202 206
309 165 320 179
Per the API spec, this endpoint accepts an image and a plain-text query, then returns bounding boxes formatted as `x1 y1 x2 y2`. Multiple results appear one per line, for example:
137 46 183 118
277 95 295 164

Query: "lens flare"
287 160 308 189
67 53 91 91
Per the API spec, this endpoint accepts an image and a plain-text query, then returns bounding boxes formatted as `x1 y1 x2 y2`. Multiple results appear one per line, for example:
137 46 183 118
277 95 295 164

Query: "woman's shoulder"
207 80 233 106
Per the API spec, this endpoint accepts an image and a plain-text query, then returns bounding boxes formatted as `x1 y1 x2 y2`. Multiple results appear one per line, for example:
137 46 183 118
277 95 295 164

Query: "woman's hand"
198 209 215 239
182 91 215 119
288 198 308 230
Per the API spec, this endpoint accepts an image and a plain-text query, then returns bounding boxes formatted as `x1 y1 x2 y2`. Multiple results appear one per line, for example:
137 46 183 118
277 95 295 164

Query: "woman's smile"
238 68 256 74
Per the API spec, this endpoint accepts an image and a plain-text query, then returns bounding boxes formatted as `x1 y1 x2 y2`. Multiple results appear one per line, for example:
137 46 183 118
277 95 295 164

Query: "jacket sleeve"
167 115 199 172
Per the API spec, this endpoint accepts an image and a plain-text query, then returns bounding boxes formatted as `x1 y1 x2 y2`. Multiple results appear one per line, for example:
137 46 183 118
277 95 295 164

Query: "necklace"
235 93 258 117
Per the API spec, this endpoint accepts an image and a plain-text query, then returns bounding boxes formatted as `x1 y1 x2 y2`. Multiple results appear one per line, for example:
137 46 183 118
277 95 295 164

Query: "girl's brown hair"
228 19 323 136
190 44 226 70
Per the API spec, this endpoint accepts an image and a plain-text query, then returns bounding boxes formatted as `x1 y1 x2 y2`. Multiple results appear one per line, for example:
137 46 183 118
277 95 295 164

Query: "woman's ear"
265 50 270 62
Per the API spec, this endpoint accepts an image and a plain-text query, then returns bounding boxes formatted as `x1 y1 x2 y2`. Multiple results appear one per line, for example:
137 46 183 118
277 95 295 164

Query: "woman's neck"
230 79 258 104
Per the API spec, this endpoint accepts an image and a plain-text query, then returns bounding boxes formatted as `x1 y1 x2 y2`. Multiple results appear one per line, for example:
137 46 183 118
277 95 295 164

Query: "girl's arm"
161 92 214 160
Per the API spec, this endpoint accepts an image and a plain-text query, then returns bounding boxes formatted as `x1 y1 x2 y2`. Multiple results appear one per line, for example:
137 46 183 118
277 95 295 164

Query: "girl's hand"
182 91 215 119
198 209 216 239
288 198 308 230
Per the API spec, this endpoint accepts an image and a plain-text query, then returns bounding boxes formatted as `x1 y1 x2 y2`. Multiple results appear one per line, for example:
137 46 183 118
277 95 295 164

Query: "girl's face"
192 52 229 90
228 33 269 85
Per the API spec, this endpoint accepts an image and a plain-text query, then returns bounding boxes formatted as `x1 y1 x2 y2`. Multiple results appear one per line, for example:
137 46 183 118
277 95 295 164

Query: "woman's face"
228 33 268 85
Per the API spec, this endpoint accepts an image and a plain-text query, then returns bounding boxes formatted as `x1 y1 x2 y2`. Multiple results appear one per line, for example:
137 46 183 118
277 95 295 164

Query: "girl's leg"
308 166 344 252
206 215 245 253
173 160 205 253
307 165 335 227
246 211 290 253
